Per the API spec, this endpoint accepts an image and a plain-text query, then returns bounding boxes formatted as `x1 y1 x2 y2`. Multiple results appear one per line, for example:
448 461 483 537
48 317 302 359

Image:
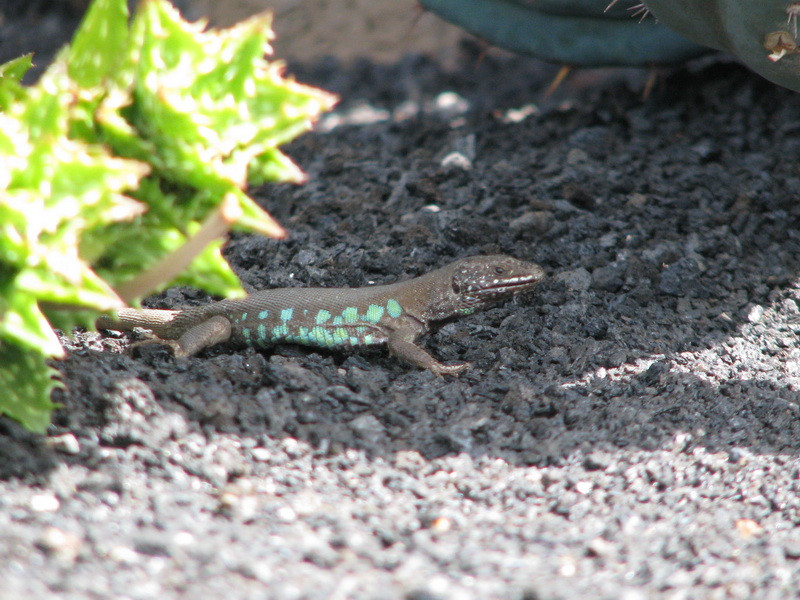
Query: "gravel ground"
4 4 800 600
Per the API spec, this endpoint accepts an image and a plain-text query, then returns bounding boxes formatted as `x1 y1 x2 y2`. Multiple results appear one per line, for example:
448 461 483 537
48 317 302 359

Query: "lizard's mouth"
494 273 544 290
478 274 543 298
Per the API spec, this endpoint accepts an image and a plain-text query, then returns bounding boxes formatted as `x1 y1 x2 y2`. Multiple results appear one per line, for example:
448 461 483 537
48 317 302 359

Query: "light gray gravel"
3 9 800 599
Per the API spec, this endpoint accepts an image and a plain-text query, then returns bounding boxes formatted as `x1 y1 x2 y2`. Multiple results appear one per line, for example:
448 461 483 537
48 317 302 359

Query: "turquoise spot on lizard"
240 312 248 322
332 315 344 326
315 309 332 324
271 324 289 340
258 309 269 320
363 334 375 344
325 330 337 347
242 328 252 344
257 324 267 342
333 328 349 344
341 307 359 323
386 299 402 318
310 326 335 347
296 326 311 344
280 308 294 322
364 304 385 323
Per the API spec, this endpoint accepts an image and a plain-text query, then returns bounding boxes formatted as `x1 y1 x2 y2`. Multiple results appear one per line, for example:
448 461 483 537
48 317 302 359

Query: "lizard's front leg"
386 329 470 376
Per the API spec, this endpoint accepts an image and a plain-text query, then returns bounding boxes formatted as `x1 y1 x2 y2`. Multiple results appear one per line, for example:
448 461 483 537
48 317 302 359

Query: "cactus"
421 0 800 92
419 0 708 66
644 1 800 91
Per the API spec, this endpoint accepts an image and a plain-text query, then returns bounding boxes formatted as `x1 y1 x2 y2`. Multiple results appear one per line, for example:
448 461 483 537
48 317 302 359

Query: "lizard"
96 255 546 375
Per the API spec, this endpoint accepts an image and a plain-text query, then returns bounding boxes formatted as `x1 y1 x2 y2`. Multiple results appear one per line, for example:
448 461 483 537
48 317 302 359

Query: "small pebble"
30 493 60 513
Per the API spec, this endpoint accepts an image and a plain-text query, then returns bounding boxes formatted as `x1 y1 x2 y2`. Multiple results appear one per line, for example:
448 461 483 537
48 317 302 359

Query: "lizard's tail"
96 308 181 333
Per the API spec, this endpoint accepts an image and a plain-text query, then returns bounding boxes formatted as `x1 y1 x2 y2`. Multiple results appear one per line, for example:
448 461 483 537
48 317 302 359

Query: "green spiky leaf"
0 0 335 431
0 345 61 433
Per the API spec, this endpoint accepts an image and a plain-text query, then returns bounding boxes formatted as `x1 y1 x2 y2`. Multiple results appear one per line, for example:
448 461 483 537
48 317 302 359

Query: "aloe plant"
0 0 335 431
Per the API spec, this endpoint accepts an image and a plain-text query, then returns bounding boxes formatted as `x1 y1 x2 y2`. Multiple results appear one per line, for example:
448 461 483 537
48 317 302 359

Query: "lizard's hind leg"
127 315 232 358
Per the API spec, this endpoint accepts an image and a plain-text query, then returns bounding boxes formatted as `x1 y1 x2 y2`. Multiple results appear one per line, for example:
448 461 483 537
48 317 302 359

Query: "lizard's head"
445 255 546 314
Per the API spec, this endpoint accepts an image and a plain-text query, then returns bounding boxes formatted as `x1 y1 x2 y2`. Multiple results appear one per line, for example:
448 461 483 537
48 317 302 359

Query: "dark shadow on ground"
4 19 800 478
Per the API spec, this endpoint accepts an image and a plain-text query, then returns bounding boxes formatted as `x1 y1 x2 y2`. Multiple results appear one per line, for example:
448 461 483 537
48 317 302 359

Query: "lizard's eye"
452 277 462 293
494 266 506 275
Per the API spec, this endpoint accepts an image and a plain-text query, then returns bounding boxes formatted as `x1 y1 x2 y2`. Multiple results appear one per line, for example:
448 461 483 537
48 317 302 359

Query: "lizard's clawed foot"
429 361 471 376
128 337 187 358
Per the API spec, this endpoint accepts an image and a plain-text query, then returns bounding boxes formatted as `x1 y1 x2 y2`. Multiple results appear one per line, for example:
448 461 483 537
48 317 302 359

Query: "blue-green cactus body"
644 1 800 92
419 0 709 66
422 0 800 92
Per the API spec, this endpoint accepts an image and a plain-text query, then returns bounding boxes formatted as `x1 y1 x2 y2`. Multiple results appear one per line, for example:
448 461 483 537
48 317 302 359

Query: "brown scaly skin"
97 255 546 375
